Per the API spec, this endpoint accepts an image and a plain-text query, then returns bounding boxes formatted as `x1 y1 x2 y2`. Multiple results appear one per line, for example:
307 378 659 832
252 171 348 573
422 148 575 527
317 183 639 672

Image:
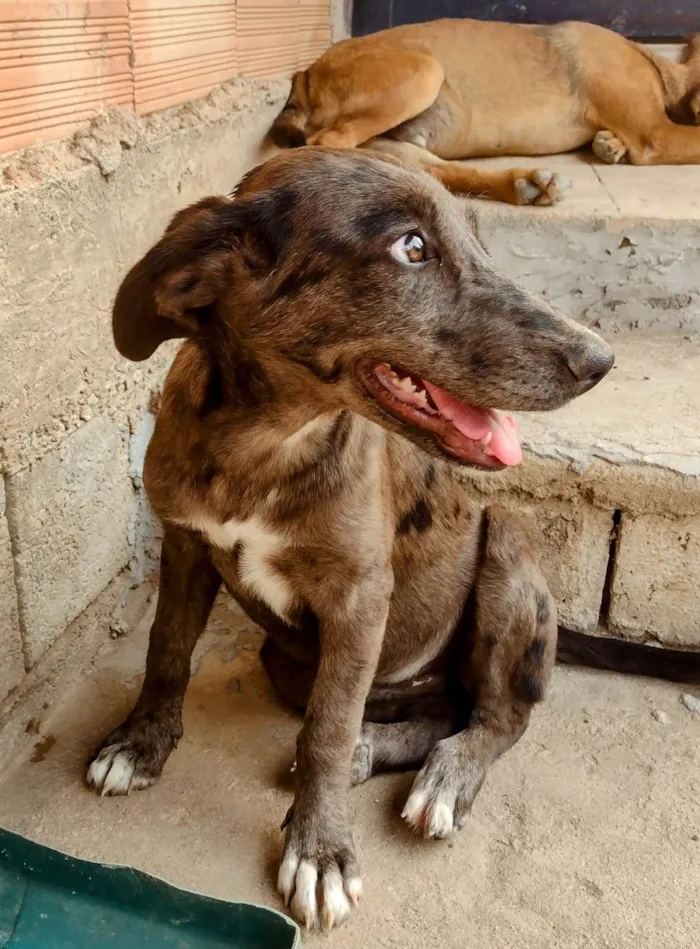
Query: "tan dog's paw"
513 170 572 206
592 130 628 164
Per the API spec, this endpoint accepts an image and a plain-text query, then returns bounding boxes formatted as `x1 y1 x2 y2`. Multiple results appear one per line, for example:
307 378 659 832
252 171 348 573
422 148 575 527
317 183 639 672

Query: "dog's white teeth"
396 376 417 393
415 389 429 405
478 432 493 448
483 446 494 457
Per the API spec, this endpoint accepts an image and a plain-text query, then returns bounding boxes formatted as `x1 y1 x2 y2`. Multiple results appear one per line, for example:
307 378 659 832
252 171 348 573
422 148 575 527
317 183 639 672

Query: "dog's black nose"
567 345 614 393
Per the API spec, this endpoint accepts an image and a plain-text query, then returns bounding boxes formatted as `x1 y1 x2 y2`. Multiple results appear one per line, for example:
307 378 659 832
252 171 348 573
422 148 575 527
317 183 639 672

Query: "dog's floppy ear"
112 191 292 361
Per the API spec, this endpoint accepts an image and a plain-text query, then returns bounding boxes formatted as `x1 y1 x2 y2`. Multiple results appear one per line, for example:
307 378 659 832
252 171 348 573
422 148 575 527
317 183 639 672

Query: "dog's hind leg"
589 42 700 165
401 505 557 839
305 49 444 148
351 718 456 785
86 527 221 795
362 137 572 206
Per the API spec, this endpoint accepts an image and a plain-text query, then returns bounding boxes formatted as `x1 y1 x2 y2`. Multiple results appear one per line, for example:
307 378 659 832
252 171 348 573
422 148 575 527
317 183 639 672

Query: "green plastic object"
0 828 300 948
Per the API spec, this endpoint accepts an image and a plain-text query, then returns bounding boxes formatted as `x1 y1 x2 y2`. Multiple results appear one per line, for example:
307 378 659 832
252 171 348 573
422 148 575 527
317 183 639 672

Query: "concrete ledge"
0 570 154 770
471 154 700 335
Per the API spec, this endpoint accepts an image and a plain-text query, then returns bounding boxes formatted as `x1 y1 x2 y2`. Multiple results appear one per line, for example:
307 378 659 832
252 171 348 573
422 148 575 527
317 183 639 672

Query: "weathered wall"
0 78 291 709
0 0 353 722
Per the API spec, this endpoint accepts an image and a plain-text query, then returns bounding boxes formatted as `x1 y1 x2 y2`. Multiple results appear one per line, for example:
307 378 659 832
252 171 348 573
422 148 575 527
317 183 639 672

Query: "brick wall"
0 0 332 154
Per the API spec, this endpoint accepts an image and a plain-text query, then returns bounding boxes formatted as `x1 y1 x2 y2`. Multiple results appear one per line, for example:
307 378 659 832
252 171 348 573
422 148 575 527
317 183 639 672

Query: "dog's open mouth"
357 361 522 469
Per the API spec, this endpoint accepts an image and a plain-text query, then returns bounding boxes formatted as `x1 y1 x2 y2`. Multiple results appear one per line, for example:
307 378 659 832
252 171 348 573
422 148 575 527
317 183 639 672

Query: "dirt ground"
1 596 699 948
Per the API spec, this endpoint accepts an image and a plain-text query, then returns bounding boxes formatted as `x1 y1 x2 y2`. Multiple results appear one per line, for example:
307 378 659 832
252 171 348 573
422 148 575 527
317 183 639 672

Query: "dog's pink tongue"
423 381 522 466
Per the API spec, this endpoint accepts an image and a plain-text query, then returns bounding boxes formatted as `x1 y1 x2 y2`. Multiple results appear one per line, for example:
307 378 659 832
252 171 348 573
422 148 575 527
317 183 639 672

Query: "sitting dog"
87 148 700 930
271 20 700 206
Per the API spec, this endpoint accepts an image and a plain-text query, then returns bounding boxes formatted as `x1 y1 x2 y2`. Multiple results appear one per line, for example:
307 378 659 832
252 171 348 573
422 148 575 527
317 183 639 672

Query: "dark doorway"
352 1 700 41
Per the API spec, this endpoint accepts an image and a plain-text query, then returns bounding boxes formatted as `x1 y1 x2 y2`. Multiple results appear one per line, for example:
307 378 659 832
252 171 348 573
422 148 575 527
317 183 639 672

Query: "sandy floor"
1 597 699 948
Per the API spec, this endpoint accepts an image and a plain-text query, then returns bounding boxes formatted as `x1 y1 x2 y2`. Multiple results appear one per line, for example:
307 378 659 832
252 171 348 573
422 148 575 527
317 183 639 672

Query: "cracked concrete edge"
461 452 700 644
522 438 700 480
461 452 700 518
0 569 156 771
474 208 700 336
0 78 289 191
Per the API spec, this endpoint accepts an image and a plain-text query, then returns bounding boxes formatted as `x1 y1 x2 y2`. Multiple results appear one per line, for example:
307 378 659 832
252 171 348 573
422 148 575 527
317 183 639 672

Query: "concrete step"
461 333 700 647
474 153 700 336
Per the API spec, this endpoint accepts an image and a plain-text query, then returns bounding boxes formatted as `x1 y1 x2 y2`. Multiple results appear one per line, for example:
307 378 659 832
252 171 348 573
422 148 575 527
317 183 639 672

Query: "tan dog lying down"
271 19 700 206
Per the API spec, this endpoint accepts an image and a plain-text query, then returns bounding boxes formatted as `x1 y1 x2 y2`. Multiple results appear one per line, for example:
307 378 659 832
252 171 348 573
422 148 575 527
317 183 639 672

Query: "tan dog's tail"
686 32 700 59
270 71 310 147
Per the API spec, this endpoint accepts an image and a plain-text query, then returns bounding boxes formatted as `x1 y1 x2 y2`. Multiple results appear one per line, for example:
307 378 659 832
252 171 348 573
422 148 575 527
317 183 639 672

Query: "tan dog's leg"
363 138 572 206
595 118 700 165
307 50 445 148
591 49 700 166
402 506 557 839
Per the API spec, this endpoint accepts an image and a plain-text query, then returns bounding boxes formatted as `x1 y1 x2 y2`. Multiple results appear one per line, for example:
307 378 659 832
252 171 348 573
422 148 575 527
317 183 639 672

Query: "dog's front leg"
278 578 392 931
402 505 557 839
87 526 221 795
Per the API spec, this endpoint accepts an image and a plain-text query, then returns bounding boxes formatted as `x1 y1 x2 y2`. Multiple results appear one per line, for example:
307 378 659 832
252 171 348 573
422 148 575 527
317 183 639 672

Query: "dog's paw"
278 812 362 930
350 736 374 786
401 736 485 839
87 745 156 796
86 720 180 796
592 130 628 165
513 169 572 206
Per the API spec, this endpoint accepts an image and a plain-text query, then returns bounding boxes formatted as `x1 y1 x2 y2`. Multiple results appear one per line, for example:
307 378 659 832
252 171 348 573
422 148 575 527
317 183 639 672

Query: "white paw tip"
402 788 430 828
346 876 363 907
533 169 553 187
86 756 111 789
515 179 540 203
277 850 299 904
426 800 455 839
321 869 351 930
290 860 319 930
87 751 136 796
555 174 573 191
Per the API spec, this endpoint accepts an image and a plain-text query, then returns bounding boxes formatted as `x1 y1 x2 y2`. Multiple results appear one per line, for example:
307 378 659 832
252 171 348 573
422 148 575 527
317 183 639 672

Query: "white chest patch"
189 515 293 621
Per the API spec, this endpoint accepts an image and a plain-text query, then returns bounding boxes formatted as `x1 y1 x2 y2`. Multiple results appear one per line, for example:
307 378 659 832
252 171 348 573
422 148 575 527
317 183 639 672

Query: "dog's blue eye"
390 233 427 266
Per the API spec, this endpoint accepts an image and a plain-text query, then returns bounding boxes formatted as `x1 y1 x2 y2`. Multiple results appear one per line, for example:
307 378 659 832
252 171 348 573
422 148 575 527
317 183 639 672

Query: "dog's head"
113 148 613 470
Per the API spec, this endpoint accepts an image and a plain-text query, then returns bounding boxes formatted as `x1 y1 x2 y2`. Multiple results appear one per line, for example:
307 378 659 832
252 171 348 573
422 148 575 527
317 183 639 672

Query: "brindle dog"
87 148 698 931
